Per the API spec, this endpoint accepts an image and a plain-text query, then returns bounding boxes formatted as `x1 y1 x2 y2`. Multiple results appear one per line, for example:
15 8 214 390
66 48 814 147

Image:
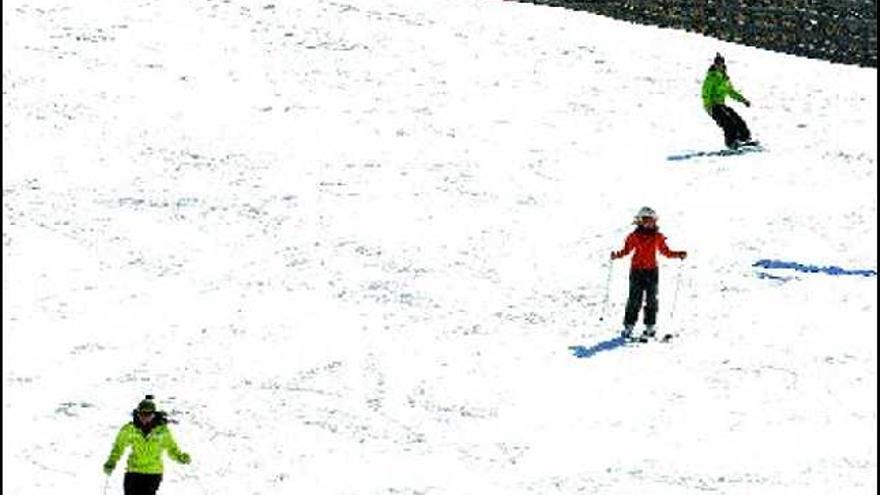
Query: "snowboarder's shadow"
568 337 627 359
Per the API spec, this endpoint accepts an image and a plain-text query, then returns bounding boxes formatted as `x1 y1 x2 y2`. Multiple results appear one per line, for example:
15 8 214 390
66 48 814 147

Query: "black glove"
103 462 114 475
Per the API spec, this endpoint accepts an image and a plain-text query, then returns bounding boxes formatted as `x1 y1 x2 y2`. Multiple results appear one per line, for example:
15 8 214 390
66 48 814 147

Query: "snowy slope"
2 0 876 494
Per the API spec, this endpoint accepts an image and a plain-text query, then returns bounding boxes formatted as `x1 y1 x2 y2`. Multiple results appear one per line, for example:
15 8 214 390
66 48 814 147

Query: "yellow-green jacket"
104 413 190 474
702 68 747 110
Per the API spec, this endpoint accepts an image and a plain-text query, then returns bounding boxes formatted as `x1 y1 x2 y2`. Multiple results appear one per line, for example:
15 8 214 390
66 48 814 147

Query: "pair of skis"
567 329 677 359
622 331 675 344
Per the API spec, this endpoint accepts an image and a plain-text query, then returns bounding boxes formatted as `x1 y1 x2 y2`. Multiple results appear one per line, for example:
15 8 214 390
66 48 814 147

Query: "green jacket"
105 414 189 474
702 68 746 110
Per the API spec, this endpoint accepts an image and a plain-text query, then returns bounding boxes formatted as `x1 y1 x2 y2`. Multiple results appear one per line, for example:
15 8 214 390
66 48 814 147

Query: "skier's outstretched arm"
727 82 750 107
103 426 129 474
164 428 191 464
611 235 634 259
658 237 687 260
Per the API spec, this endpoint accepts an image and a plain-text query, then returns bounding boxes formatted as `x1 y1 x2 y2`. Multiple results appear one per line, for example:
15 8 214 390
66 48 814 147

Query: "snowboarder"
610 207 687 340
702 53 754 149
103 395 191 495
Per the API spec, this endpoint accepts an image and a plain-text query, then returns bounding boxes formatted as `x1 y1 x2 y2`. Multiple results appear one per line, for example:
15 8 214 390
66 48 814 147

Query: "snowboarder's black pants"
709 104 750 147
123 473 163 495
624 268 659 327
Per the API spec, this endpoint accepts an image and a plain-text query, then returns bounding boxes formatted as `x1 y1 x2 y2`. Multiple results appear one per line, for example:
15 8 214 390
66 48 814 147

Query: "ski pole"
669 259 684 324
102 476 109 495
599 259 613 322
182 470 211 495
194 474 211 495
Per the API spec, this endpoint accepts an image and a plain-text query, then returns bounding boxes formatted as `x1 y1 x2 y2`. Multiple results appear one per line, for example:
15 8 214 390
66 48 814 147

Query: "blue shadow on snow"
568 336 627 359
753 259 877 277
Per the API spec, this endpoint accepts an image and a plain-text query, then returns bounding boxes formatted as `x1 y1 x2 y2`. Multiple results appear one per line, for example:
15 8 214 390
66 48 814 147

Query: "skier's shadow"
568 336 627 359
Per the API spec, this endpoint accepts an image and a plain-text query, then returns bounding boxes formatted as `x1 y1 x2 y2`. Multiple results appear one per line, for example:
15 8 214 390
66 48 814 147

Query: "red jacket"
613 228 683 270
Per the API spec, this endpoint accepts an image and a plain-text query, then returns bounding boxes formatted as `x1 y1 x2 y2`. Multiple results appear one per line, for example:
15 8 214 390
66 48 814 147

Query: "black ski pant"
123 473 163 495
623 268 659 327
709 104 750 147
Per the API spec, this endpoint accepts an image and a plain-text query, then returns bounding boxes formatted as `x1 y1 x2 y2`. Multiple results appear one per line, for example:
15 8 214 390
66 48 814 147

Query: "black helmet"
136 395 156 413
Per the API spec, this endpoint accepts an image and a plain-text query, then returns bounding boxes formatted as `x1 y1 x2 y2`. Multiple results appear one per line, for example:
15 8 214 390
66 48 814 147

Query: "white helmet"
635 206 658 220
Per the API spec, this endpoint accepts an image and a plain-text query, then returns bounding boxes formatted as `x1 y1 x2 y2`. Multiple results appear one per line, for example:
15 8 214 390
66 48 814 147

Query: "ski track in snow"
2 0 877 494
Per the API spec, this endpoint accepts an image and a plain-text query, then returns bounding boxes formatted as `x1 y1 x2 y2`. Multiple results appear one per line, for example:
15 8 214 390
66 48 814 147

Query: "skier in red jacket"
611 207 687 340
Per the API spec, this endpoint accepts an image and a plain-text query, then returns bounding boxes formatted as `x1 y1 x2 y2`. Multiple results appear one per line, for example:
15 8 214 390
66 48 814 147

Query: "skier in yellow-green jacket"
103 395 191 495
702 53 755 149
